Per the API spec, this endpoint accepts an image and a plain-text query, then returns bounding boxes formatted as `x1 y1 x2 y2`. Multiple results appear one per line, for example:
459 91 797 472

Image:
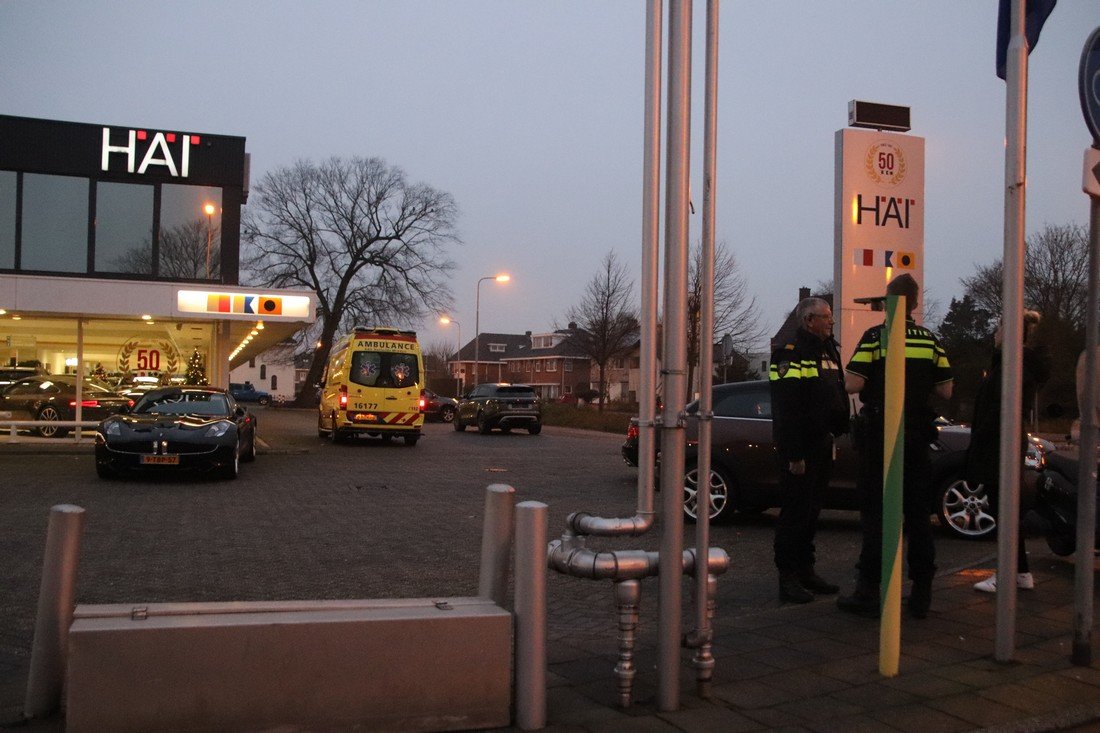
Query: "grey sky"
1 1 1094 353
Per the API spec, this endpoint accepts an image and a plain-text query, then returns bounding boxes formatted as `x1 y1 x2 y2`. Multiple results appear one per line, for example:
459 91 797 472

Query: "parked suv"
621 380 1052 538
455 383 542 435
230 382 272 405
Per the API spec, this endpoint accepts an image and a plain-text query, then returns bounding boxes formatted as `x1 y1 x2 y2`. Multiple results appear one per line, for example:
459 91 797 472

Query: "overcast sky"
1 1 1095 354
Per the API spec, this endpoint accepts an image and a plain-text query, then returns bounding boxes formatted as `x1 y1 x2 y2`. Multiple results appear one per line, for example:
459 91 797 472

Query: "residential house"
502 326 592 401
229 340 298 400
447 332 532 393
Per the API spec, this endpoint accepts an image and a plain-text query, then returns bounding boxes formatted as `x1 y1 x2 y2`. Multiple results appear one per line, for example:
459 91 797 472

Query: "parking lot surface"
1 407 1098 731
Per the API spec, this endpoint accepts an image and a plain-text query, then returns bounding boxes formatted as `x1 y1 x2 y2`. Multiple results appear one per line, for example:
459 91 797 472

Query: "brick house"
501 326 592 401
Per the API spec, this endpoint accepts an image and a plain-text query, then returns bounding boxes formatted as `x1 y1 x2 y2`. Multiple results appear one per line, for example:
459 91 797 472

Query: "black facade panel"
0 115 246 188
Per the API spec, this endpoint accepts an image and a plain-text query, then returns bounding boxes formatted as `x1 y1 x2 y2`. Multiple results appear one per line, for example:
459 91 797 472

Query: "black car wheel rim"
683 467 729 521
941 479 996 538
37 406 61 436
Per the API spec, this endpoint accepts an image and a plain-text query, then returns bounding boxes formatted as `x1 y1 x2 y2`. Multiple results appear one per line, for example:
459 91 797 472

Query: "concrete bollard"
24 504 85 719
514 500 547 730
478 484 516 607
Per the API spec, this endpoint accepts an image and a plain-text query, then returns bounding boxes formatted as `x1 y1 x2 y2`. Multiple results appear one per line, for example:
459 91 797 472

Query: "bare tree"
686 243 766 396
242 157 460 405
564 251 639 411
961 223 1089 329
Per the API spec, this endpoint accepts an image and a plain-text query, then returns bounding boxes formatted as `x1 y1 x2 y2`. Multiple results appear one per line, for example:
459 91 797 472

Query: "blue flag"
996 0 1057 80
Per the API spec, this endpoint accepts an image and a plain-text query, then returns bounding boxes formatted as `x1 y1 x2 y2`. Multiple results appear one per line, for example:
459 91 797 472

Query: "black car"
229 382 273 405
0 366 44 388
621 380 1051 539
0 374 133 437
94 386 257 480
455 383 542 435
420 389 458 423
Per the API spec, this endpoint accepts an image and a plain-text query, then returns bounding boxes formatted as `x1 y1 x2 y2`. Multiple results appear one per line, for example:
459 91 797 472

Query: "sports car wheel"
683 462 735 524
222 446 240 480
36 405 69 438
439 406 456 423
95 462 116 480
242 432 257 462
937 475 996 540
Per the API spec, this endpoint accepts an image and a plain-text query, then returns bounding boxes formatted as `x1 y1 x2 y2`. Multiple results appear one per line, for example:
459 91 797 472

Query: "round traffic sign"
1081 27 1100 144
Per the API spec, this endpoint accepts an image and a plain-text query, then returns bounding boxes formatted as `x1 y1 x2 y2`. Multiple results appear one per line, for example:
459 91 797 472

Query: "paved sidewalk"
525 558 1100 733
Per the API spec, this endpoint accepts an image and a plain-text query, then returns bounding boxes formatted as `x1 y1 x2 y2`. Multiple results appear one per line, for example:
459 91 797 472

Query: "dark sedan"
420 389 458 423
94 386 257 480
621 380 1051 539
0 374 133 437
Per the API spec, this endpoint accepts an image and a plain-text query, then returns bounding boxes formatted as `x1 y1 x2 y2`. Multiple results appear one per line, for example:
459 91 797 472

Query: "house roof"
453 332 531 362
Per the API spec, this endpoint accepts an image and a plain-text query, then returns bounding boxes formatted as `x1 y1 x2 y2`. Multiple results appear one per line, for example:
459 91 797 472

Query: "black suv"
455 383 541 435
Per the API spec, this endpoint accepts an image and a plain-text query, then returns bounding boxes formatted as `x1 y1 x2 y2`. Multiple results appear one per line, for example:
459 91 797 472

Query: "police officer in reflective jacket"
837 273 953 619
769 296 850 603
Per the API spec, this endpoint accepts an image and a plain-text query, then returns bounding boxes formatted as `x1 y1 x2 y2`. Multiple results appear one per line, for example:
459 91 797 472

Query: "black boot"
907 577 932 619
798 570 839 595
779 574 813 604
837 579 879 617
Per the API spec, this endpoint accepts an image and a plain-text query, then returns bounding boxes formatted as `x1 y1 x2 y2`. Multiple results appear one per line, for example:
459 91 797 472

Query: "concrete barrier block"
66 597 512 732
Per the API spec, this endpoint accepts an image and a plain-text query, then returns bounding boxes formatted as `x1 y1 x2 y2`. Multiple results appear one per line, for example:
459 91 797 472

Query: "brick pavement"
1 415 1098 732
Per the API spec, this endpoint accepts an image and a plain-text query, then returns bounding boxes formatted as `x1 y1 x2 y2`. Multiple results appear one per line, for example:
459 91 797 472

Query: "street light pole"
203 203 216 279
440 316 462 396
474 274 510 387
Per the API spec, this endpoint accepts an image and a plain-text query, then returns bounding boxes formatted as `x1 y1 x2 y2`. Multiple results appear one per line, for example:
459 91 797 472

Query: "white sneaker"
973 573 1035 593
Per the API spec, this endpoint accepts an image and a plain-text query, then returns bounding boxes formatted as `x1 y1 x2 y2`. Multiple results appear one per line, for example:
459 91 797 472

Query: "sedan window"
714 388 771 419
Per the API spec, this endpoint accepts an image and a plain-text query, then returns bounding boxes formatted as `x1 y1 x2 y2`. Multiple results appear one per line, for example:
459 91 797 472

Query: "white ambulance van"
318 326 425 446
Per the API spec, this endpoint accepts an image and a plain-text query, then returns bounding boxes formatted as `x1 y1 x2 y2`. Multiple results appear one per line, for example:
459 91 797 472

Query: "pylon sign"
833 127 925 367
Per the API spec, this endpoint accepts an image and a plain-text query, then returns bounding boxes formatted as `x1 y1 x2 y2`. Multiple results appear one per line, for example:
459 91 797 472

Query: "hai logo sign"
101 127 200 178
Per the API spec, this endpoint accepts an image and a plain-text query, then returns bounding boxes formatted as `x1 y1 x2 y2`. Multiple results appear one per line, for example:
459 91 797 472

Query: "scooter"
1025 451 1100 557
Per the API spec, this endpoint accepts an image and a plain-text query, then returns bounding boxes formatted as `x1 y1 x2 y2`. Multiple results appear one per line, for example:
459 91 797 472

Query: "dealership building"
0 114 315 397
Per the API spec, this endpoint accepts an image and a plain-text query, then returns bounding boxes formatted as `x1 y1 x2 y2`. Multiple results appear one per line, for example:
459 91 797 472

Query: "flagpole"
996 0 1028 663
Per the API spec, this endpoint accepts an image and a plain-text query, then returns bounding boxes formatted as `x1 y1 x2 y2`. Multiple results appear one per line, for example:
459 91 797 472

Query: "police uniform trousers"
773 434 834 576
855 430 937 585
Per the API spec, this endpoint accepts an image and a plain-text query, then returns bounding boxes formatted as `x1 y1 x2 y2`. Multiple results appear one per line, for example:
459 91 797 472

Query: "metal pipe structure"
1073 179 1099 666
565 0 662 540
658 0 692 711
686 2 718 688
478 484 516 608
996 0 1027 662
24 504 86 719
515 501 548 730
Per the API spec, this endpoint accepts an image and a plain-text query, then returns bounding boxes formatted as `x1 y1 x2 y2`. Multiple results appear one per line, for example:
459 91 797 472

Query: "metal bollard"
514 500 547 730
24 504 86 719
478 484 516 607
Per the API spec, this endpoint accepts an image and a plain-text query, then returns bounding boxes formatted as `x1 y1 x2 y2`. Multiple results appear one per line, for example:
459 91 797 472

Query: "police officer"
770 297 850 603
837 274 953 619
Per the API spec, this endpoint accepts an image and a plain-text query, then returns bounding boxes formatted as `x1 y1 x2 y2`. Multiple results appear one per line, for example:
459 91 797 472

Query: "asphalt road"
0 407 1002 721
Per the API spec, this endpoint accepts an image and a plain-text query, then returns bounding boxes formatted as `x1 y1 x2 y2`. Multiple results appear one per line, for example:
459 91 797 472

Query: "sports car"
95 386 257 480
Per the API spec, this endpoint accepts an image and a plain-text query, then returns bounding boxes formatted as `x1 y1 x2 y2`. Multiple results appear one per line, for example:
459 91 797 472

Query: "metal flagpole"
995 0 1027 663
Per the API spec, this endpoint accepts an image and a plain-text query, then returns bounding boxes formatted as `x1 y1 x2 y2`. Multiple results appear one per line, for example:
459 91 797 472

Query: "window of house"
260 365 267 380
271 375 278 390
95 181 154 275
249 358 255 368
21 173 88 273
564 360 573 372
0 171 15 269
525 361 531 372
489 343 505 353
546 360 556 372
535 362 541 372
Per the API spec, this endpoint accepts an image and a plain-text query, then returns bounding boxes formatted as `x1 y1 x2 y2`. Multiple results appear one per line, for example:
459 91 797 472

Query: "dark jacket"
965 347 1048 488
769 328 849 462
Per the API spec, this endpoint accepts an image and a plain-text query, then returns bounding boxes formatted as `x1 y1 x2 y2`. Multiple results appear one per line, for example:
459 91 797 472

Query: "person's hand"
788 459 806 476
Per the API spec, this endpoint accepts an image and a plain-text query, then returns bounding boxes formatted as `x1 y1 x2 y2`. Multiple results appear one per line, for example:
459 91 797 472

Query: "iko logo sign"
101 127 200 177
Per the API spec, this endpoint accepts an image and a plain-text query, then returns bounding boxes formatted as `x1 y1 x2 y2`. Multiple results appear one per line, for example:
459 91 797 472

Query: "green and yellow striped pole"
879 294 906 677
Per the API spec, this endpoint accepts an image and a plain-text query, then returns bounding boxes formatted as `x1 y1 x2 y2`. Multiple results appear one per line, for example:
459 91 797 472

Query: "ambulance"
318 326 425 446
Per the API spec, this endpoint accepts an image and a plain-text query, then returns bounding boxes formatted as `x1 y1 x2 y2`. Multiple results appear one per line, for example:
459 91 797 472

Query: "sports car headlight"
204 421 233 438
103 420 123 436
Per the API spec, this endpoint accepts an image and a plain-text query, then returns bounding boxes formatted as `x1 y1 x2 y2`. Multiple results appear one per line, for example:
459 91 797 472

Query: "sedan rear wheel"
36 405 69 438
439 406 456 423
683 462 735 524
938 476 996 540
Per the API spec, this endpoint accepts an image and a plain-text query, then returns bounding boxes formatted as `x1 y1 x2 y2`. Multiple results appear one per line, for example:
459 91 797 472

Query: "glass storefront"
21 174 89 273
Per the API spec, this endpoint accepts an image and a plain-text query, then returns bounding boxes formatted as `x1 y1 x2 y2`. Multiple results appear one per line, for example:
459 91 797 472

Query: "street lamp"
439 316 462 395
474 274 510 387
203 202 216 279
